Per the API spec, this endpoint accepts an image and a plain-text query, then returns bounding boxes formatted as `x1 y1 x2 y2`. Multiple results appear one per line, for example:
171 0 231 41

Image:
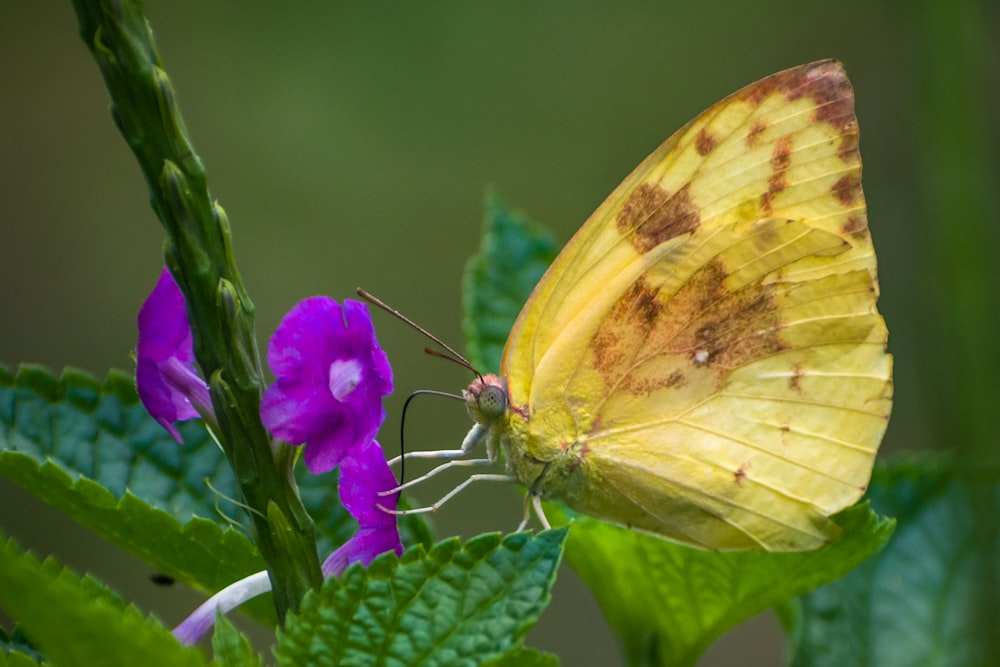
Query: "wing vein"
601 457 828 541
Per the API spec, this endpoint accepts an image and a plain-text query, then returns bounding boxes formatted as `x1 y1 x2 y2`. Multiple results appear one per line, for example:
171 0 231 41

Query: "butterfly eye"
477 384 507 419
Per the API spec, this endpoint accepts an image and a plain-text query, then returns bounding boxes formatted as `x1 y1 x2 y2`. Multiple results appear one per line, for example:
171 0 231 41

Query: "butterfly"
375 60 892 552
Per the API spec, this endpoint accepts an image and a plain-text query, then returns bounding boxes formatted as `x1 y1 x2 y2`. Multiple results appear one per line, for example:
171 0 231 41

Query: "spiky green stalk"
70 0 322 619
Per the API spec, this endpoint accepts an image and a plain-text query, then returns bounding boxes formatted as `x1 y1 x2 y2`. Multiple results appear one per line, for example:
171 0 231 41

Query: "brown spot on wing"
617 183 701 253
696 127 717 156
746 120 768 147
589 278 704 396
837 128 860 163
841 215 867 238
832 174 862 206
761 135 792 213
798 63 856 133
734 462 750 486
739 60 856 135
669 259 786 370
589 258 787 399
591 277 663 377
591 327 626 376
789 364 805 393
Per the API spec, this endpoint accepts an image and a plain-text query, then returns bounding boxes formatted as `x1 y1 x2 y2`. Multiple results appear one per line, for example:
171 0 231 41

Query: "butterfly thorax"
464 374 585 502
462 374 546 487
501 416 590 504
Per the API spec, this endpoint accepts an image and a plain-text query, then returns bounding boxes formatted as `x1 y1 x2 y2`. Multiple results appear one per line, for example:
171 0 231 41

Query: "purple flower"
173 439 402 645
322 439 403 577
136 268 212 442
260 297 392 474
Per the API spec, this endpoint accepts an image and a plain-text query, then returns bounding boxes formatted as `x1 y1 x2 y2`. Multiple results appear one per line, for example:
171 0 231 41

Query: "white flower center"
328 359 363 402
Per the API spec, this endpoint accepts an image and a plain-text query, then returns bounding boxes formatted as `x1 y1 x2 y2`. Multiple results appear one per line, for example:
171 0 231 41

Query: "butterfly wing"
498 60 892 551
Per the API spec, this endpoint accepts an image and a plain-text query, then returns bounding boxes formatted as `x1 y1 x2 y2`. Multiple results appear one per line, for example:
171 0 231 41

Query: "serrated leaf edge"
0 450 264 595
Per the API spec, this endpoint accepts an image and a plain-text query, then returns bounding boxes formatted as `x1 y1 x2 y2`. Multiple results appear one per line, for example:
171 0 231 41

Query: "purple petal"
321 525 402 578
339 439 399 525
343 300 393 396
173 570 272 645
323 441 403 577
350 525 403 563
266 297 342 378
259 381 331 444
137 269 194 363
135 268 209 442
136 359 188 442
301 415 356 474
320 440 402 577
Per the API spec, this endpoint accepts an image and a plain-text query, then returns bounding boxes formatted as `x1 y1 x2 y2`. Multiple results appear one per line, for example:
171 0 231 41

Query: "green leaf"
0 627 44 666
789 458 1000 667
481 647 560 667
0 365 270 617
211 613 263 667
0 651 43 667
0 364 241 522
276 529 567 667
462 192 559 373
553 504 893 667
0 535 207 667
0 450 270 609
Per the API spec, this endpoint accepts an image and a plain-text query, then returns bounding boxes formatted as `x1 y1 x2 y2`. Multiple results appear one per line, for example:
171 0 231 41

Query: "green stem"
69 0 322 619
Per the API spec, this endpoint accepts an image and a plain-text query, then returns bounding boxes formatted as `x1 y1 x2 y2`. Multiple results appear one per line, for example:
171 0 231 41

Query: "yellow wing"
497 60 892 551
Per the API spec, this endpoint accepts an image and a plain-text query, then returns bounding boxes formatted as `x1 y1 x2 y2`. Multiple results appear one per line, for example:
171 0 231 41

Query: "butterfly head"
463 373 508 426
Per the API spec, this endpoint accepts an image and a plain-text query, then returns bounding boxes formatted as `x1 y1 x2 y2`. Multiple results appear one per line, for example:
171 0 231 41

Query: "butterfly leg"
516 492 552 532
387 422 494 467
376 473 519 517
378 457 495 496
533 494 551 530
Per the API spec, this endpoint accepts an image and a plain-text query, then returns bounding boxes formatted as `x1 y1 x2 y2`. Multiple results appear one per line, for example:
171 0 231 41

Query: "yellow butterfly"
377 60 892 552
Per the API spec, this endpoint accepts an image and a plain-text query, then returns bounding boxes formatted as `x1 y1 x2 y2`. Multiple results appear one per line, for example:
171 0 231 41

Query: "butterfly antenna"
423 346 481 376
357 288 483 379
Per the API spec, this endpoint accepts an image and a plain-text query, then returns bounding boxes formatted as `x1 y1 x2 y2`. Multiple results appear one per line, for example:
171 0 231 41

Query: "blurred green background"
1 2 997 665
